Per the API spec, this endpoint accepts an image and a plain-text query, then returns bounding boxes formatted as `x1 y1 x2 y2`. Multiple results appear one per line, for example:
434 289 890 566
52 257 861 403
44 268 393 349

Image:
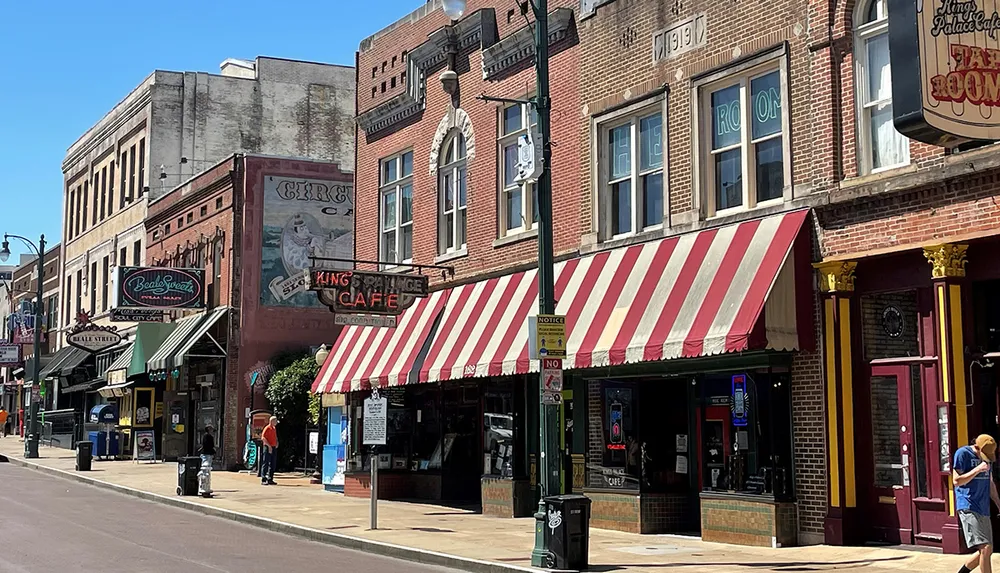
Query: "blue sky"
0 0 419 259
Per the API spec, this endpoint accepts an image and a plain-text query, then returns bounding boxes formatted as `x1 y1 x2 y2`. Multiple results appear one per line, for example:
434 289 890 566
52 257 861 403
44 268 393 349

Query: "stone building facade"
59 56 355 352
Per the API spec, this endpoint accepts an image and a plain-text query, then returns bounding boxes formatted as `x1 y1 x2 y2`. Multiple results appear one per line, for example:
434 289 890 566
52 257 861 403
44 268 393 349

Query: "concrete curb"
4 455 547 573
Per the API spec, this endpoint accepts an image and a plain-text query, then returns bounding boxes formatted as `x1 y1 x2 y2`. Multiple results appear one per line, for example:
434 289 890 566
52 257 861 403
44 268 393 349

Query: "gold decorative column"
815 261 858 545
924 244 969 523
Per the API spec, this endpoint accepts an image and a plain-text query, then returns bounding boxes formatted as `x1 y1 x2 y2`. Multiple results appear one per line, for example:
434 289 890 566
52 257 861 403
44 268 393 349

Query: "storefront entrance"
865 364 922 544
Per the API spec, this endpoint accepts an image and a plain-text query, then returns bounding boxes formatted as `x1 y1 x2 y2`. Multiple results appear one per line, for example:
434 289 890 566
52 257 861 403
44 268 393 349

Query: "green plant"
264 354 319 469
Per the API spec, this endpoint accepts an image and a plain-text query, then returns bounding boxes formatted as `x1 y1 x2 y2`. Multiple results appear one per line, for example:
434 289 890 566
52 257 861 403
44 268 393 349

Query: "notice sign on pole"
530 314 567 359
363 395 388 446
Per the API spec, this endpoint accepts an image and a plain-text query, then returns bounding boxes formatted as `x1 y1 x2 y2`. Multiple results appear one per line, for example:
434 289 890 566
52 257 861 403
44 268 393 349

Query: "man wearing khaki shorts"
954 434 1000 573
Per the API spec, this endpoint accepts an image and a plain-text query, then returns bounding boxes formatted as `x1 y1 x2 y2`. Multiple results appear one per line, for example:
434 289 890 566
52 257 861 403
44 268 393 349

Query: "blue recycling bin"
87 430 120 458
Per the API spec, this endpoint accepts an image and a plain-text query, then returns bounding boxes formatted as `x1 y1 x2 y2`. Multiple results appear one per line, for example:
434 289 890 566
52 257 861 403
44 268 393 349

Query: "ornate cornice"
814 261 857 293
924 243 968 279
580 0 615 19
356 9 498 136
482 8 575 80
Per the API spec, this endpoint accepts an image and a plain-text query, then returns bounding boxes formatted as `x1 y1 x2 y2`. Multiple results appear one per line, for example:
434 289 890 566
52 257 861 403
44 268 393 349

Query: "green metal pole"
25 234 44 459
530 0 560 567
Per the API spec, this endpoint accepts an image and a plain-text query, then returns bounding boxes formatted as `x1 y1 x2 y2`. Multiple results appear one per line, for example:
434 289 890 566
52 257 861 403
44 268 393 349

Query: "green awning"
128 322 178 377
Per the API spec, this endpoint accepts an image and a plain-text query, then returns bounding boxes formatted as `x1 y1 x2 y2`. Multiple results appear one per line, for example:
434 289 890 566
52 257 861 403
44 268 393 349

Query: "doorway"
865 364 928 544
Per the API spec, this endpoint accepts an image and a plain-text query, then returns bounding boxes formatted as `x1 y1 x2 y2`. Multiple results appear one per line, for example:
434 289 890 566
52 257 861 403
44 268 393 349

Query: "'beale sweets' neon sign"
309 269 428 316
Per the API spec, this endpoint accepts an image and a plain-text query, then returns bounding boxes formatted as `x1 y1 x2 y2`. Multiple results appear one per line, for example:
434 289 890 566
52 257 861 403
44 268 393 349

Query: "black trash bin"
543 494 591 571
76 441 93 472
177 456 200 496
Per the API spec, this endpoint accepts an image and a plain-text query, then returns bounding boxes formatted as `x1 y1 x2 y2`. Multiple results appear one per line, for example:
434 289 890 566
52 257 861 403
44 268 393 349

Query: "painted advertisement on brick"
261 175 354 307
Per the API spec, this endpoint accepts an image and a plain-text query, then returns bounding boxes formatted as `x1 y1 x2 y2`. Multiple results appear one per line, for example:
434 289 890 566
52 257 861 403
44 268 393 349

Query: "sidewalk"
0 438 968 573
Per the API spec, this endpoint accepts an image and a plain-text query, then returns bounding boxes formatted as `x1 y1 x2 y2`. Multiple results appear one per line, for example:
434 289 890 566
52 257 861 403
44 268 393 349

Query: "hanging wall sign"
731 374 750 427
309 269 428 316
110 308 164 323
889 0 1000 145
66 312 122 354
0 342 20 366
116 266 205 309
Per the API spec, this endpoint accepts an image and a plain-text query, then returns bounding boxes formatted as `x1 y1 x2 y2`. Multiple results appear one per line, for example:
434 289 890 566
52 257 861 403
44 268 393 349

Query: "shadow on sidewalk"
585 555 911 571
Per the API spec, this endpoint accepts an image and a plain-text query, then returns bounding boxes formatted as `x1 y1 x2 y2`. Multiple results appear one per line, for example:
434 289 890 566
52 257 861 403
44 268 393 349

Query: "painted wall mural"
260 175 354 307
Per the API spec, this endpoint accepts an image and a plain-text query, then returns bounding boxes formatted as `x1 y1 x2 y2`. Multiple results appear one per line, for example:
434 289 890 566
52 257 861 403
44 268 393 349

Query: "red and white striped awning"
312 209 809 393
311 290 449 393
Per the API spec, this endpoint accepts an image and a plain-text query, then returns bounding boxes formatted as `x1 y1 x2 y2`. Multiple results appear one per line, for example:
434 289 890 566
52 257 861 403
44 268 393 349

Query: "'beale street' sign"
308 269 428 316
890 0 1000 144
116 266 205 310
67 313 123 354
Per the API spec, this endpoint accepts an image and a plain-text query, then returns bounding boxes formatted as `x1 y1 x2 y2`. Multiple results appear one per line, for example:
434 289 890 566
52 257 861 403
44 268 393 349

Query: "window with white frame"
498 103 538 236
602 110 664 238
855 0 909 173
438 131 467 254
380 151 413 266
702 64 786 216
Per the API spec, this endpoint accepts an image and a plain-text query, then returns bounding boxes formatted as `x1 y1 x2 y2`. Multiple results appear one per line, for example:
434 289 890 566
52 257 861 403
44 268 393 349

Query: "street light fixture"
315 344 330 367
441 0 466 20
440 0 560 566
2 233 46 459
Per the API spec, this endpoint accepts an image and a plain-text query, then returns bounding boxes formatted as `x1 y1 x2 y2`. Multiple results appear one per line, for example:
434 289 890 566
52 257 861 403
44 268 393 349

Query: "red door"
868 365 917 544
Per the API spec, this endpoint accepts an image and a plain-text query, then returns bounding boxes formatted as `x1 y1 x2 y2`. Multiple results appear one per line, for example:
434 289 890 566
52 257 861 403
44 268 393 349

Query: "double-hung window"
498 104 538 236
380 151 413 267
855 0 909 173
438 131 467 254
702 64 787 216
601 109 664 239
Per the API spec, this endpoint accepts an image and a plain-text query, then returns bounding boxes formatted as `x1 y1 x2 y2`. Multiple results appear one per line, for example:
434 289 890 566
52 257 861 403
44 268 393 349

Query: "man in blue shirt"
954 434 1000 573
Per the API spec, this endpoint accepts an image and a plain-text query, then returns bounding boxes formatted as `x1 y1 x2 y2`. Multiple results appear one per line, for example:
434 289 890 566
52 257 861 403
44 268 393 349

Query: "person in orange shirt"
260 416 278 485
0 408 8 438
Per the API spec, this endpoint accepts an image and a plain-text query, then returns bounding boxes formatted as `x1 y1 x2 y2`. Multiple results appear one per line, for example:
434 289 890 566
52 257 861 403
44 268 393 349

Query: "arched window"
438 130 467 254
855 0 909 173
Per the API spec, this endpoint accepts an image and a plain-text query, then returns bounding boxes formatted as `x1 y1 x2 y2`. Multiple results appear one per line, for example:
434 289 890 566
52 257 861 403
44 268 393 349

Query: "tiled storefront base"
700 493 797 548
481 477 534 518
584 490 694 534
344 472 443 500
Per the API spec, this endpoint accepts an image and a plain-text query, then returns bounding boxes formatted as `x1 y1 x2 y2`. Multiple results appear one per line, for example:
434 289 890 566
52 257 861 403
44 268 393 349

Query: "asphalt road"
0 462 461 573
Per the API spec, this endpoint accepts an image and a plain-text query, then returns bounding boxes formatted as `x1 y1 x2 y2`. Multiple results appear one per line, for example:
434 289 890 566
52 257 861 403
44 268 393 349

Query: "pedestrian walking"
260 416 278 486
0 407 8 438
198 425 216 497
954 434 1000 573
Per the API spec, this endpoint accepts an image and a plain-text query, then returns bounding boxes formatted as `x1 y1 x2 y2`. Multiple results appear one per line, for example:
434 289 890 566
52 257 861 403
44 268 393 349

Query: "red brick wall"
146 158 236 307
577 1 812 230
355 0 581 285
233 156 353 465
808 1 1000 258
147 155 353 466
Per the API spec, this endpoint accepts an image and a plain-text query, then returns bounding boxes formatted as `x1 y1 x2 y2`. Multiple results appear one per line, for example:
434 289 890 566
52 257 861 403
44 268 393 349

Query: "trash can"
177 456 201 496
543 494 591 571
76 441 93 472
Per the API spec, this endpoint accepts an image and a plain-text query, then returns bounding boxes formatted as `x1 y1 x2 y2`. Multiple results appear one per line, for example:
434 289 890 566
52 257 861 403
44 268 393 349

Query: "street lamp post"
0 234 46 459
438 0 560 566
312 344 331 484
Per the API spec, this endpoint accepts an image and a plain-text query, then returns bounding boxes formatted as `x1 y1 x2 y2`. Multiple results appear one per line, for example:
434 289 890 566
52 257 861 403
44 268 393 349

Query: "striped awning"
311 291 449 394
313 209 809 393
147 312 210 371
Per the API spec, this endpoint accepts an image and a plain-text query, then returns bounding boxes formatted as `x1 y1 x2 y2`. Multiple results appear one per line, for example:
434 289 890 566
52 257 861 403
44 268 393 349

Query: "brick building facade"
314 0 820 548
805 0 1000 555
146 154 353 467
